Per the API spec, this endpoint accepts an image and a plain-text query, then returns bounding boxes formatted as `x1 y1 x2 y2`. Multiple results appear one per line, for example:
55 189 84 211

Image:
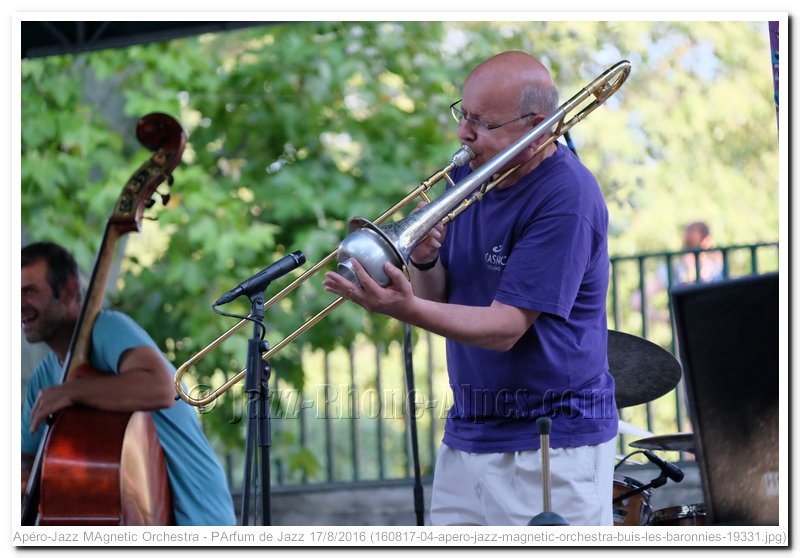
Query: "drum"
648 504 707 526
613 474 652 526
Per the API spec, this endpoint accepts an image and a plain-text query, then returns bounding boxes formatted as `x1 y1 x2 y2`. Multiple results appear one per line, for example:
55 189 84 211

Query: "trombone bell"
337 145 476 287
337 218 404 287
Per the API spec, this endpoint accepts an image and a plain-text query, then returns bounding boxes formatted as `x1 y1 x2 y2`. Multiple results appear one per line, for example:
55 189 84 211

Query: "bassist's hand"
29 383 75 433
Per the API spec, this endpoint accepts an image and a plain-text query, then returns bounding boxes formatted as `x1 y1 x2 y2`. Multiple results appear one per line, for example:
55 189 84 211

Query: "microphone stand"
402 323 425 526
612 474 667 504
211 251 305 525
240 292 272 526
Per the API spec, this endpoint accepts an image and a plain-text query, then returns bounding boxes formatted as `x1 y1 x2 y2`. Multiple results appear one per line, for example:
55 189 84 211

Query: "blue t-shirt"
439 143 618 452
21 311 236 526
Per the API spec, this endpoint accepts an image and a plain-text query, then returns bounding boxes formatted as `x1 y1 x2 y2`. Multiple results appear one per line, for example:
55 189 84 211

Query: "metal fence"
221 241 779 495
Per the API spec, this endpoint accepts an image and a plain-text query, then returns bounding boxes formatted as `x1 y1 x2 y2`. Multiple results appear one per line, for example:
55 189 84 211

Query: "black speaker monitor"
670 272 779 526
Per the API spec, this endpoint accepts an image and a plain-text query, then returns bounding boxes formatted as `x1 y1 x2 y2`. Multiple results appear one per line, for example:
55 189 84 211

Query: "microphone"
643 450 685 483
215 251 306 305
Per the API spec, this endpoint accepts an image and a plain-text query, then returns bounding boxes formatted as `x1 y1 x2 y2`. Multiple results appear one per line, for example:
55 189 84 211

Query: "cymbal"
630 433 695 453
608 330 682 408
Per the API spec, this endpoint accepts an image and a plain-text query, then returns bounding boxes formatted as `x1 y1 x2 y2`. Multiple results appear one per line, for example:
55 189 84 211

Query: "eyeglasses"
449 100 536 131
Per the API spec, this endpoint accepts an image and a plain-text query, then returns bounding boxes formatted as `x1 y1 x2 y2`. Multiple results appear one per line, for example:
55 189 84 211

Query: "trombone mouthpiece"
452 145 476 167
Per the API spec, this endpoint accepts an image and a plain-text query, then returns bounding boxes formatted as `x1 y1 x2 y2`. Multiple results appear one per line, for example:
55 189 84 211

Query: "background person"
630 221 725 322
675 221 724 284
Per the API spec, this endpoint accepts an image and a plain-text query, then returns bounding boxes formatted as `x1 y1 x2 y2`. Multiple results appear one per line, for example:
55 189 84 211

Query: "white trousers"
430 439 616 526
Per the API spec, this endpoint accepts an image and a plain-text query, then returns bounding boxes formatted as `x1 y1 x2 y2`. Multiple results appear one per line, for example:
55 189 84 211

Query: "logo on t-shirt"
484 244 508 271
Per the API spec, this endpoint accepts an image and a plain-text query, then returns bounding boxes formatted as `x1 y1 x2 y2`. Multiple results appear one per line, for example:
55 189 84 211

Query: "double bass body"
36 368 173 525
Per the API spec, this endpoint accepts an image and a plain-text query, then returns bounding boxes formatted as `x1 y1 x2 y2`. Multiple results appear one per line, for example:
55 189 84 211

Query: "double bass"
21 113 186 526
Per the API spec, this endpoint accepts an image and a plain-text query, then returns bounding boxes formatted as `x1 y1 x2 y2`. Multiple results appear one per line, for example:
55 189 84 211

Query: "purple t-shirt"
439 143 618 452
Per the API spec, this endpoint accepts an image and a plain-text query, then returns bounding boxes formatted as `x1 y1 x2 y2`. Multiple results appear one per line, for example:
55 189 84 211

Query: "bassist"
21 242 236 526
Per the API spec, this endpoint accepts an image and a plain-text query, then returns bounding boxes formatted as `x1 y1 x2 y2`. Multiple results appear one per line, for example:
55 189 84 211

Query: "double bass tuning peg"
145 189 171 209
143 191 171 220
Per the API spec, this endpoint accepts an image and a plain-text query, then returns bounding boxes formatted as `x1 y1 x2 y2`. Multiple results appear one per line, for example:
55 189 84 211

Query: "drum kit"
607 331 707 527
612 433 706 527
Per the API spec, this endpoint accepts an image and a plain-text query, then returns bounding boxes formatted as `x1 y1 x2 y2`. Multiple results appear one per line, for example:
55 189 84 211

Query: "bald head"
466 51 558 116
471 52 553 89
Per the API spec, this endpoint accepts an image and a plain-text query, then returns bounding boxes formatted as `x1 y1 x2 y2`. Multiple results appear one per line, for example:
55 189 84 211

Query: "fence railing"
215 241 779 495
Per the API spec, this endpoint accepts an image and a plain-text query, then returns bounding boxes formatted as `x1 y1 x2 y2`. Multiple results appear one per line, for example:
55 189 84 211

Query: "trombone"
175 59 631 407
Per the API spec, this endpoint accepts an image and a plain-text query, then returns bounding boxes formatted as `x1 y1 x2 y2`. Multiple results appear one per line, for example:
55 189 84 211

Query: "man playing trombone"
324 51 618 526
